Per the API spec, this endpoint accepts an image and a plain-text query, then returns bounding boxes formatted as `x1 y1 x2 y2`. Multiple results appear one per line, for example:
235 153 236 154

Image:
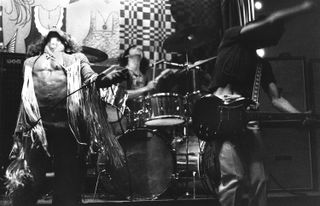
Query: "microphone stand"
182 36 201 198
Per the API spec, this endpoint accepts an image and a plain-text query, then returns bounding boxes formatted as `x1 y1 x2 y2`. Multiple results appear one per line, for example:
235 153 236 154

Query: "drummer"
118 45 172 110
118 46 156 99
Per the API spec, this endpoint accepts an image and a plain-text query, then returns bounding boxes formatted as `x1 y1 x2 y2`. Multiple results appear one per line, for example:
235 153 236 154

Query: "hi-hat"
82 46 108 63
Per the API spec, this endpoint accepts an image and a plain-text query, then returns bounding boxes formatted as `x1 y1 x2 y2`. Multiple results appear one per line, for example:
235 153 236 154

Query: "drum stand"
183 120 197 199
174 52 199 199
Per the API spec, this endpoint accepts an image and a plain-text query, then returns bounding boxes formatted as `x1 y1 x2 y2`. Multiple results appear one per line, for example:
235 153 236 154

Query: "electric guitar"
192 94 314 141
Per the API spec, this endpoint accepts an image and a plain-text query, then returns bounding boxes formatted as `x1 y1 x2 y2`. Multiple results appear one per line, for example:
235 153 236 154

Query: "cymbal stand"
181 52 198 198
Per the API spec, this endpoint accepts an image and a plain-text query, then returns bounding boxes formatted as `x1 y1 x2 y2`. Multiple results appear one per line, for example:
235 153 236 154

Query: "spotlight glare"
255 1 263 10
256 49 265 57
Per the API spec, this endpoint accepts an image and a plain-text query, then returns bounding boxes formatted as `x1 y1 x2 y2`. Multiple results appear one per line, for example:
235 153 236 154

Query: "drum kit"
97 80 215 200
83 28 217 200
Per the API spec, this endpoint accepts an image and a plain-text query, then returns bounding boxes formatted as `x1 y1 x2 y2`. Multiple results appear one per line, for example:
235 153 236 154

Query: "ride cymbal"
82 46 108 63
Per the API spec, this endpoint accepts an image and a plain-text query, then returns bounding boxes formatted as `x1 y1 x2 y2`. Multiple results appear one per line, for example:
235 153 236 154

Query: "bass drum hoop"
144 115 185 126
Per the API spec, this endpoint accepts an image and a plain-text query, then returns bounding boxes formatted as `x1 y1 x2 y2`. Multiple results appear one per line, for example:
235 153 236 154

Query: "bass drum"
98 128 174 200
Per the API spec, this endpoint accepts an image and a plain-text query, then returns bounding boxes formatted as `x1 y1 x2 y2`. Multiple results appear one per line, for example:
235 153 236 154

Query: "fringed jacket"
5 52 124 194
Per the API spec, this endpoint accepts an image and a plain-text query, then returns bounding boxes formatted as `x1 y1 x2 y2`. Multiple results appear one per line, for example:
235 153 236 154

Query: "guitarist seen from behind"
199 1 314 206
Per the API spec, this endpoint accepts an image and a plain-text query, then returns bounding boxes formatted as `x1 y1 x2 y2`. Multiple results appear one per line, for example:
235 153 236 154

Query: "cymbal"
187 56 217 69
82 46 108 63
163 25 214 53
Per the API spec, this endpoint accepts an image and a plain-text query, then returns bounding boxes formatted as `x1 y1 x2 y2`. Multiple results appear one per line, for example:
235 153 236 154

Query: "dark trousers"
11 124 87 206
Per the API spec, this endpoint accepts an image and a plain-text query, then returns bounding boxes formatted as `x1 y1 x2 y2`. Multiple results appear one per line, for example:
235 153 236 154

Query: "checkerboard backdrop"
119 0 176 63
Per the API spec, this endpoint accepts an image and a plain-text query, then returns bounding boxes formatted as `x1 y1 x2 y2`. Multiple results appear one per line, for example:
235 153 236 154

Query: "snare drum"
144 93 185 126
98 128 174 200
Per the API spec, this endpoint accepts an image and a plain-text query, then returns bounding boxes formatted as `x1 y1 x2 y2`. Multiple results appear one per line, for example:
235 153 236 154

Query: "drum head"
145 116 185 126
99 128 174 200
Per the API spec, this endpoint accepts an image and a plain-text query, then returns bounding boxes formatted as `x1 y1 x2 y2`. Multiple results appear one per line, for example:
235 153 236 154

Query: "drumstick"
99 65 118 75
154 69 173 82
152 51 157 81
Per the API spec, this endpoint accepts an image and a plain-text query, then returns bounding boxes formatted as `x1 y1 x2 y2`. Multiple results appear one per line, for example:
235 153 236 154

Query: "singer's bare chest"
32 54 69 108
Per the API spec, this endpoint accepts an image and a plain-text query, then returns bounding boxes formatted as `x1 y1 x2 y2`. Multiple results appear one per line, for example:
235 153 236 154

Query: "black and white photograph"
0 0 319 205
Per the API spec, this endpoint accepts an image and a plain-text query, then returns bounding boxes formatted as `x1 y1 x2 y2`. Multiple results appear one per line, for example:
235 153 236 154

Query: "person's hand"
159 69 175 78
146 80 157 91
96 69 129 88
107 69 129 82
221 94 244 104
302 1 315 10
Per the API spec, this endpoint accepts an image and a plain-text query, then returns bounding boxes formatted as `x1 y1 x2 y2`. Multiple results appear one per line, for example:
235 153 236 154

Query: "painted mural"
0 0 228 62
0 0 177 60
0 0 120 57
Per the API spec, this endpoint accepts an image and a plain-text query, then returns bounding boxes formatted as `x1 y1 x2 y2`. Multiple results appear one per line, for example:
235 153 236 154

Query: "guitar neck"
247 112 311 126
251 63 263 108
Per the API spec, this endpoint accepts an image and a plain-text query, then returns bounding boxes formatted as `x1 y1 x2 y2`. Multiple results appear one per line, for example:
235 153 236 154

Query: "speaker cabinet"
310 59 320 114
262 127 313 191
259 57 308 112
310 58 320 192
257 57 314 191
0 52 25 175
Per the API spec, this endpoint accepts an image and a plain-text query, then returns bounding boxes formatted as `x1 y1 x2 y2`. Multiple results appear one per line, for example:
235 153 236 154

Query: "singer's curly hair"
118 45 150 75
26 30 82 57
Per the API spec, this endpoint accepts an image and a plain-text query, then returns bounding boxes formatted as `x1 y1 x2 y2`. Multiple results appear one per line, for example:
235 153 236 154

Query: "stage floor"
0 194 219 206
1 193 320 206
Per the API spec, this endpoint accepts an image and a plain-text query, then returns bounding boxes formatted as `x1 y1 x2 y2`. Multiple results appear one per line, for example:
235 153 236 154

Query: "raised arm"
240 1 315 47
127 80 157 99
